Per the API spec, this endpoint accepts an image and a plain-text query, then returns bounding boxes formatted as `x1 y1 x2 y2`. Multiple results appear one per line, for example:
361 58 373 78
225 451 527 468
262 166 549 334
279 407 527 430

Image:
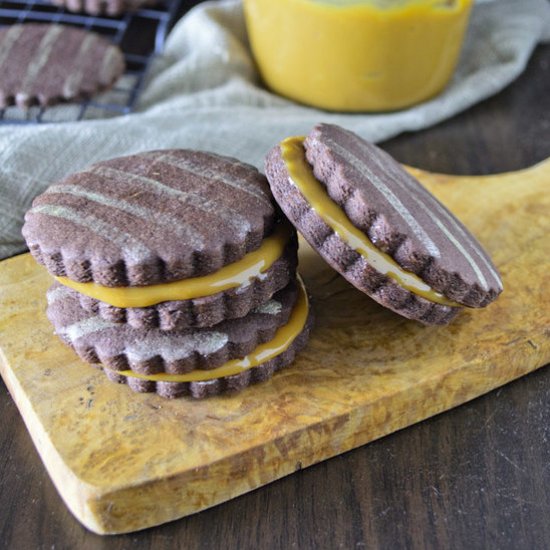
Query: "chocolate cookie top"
23 149 276 286
46 279 299 374
0 24 125 109
301 124 502 307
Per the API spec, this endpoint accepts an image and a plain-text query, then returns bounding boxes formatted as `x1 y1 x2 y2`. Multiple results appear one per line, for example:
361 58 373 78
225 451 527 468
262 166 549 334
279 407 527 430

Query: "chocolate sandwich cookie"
265 123 503 325
47 278 313 399
23 149 297 329
0 24 125 109
49 0 155 16
73 238 297 330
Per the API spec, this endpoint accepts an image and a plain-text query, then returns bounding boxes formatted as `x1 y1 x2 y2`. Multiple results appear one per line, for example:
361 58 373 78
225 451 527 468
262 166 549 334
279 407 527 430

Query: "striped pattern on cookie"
23 149 277 287
304 124 502 302
264 123 503 325
46 279 300 374
0 24 125 109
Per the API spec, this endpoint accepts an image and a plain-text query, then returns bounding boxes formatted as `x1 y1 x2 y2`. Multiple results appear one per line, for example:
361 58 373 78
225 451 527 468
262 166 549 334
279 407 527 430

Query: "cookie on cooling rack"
0 24 125 109
265 123 503 325
49 0 158 16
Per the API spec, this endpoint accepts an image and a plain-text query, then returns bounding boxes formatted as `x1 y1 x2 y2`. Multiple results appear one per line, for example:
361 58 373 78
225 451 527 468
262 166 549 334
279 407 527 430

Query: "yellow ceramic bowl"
243 0 473 112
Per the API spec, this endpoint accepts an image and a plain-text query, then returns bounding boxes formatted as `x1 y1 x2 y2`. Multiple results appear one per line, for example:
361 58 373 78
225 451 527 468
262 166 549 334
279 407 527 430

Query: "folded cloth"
1 0 549 260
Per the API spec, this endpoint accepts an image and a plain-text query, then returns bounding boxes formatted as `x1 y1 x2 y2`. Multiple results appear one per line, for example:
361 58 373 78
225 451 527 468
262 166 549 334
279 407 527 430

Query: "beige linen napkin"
1 0 549 260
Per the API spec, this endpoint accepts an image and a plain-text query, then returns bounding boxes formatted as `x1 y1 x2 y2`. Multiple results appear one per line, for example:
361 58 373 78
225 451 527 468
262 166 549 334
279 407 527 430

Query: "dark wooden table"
1 28 549 550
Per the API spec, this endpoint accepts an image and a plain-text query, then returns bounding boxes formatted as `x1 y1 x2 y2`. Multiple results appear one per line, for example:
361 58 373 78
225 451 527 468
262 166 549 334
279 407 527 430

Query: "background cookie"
48 0 156 16
265 124 503 325
0 24 125 109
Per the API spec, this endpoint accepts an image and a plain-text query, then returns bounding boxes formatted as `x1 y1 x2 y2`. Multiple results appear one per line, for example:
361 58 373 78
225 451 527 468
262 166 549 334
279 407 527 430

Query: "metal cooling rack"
0 0 185 124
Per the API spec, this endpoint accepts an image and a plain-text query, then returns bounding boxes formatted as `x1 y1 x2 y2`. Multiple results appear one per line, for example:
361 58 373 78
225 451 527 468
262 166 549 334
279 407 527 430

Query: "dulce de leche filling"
54 223 293 308
103 275 309 383
281 136 460 308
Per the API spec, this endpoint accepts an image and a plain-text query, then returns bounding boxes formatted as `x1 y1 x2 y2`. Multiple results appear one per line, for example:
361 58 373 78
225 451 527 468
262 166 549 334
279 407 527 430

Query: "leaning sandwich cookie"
265 123 503 325
22 149 313 398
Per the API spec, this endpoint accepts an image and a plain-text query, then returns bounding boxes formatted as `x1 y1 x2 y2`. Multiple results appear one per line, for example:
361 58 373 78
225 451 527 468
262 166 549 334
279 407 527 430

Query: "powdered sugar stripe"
58 309 229 360
363 140 489 289
93 165 252 238
394 178 502 291
0 26 24 73
326 135 441 258
380 154 502 289
61 35 97 97
159 154 272 207
98 47 120 84
31 204 151 262
437 209 502 289
20 26 63 92
46 285 73 304
253 299 282 315
45 184 204 248
125 331 228 362
407 193 490 290
58 316 117 341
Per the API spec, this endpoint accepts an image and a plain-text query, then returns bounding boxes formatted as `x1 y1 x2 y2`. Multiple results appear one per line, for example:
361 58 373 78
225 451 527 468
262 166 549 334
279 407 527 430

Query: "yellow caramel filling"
281 136 460 307
103 275 309 383
54 223 293 308
244 0 473 111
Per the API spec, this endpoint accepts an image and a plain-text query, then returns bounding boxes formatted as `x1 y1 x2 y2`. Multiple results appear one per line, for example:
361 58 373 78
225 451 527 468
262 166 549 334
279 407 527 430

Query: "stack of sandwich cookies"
23 149 313 398
265 124 503 325
45 280 310 398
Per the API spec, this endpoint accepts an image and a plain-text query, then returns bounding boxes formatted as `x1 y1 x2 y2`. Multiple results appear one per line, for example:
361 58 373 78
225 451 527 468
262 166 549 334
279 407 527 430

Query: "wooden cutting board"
0 160 549 535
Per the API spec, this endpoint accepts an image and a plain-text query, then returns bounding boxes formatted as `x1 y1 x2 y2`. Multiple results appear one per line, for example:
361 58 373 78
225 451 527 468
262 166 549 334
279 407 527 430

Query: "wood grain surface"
0 22 548 550
1 150 548 535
